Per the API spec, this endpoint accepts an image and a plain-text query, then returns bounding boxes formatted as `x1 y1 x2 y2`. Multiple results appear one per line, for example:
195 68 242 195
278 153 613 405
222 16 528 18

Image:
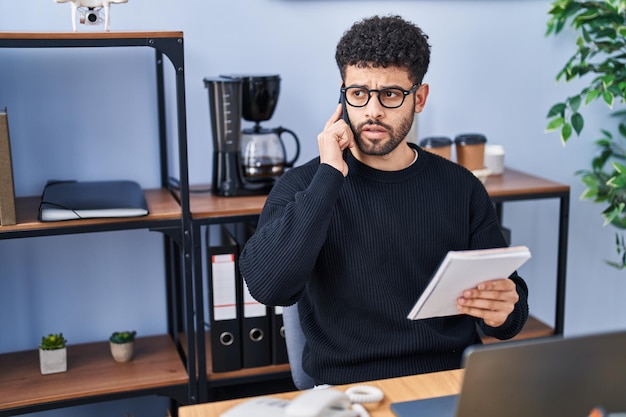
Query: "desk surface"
179 369 464 417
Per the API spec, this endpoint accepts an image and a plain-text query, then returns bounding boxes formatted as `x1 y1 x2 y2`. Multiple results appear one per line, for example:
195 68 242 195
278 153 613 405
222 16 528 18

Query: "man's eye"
384 89 400 98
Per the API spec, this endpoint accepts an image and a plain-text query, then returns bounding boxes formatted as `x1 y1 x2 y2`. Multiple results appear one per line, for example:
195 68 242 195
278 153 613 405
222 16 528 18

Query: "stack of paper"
408 246 531 320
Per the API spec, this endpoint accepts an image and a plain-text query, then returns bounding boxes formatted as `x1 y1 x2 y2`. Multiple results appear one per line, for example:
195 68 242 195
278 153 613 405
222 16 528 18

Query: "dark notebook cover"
39 180 149 222
391 394 457 417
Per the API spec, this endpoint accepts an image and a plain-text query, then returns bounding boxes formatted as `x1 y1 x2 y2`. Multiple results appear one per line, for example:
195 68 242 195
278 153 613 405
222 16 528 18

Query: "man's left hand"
456 278 519 327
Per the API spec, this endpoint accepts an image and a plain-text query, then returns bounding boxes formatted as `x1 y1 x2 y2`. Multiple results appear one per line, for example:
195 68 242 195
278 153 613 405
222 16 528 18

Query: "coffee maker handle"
277 126 301 168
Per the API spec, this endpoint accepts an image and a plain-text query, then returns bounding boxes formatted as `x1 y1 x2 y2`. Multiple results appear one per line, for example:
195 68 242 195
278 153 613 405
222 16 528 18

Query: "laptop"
391 330 626 417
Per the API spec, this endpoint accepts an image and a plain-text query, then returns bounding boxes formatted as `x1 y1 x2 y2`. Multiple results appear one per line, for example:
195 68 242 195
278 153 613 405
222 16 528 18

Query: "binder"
38 180 149 222
0 108 16 226
241 279 272 367
270 305 289 365
206 224 242 372
224 222 272 368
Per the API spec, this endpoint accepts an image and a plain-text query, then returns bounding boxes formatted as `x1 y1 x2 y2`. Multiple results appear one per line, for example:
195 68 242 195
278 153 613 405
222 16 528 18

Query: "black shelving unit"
0 31 195 415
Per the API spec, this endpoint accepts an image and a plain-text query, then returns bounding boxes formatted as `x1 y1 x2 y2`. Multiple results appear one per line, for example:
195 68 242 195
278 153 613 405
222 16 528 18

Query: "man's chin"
356 140 392 157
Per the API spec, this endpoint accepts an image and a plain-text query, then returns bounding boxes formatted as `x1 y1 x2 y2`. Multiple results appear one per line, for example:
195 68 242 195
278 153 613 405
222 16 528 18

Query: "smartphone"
338 88 351 128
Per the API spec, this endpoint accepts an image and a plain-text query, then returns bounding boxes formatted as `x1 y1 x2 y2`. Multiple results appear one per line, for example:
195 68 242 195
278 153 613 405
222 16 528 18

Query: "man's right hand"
318 104 354 177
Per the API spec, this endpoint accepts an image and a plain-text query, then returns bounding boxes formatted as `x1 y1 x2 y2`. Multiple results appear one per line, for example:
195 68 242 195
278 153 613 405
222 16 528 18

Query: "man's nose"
364 92 385 119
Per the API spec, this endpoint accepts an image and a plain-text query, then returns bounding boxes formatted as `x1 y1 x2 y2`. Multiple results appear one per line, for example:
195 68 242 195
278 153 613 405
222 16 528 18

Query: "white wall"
1 0 626 415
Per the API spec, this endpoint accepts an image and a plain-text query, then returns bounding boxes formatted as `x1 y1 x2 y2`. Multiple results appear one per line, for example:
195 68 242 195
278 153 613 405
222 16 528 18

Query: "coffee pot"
204 74 300 196
241 125 299 180
236 74 300 182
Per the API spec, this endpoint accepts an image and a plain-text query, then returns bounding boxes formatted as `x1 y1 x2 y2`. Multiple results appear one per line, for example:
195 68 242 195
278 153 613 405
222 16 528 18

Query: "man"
239 15 528 385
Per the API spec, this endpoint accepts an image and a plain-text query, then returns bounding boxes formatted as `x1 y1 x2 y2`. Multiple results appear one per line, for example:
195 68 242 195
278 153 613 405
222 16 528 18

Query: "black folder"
224 222 272 369
270 305 289 365
206 224 242 373
38 180 149 222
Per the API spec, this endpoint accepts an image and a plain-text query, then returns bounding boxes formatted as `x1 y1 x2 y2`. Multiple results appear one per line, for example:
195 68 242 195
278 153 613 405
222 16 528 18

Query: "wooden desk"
179 369 464 417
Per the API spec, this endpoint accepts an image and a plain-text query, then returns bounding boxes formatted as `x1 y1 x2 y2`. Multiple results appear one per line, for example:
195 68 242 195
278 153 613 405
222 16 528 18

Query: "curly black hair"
335 15 431 85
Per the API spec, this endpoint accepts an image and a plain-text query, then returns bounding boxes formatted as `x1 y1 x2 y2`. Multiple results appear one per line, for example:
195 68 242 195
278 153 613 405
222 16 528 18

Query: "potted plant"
109 330 136 363
39 333 67 375
546 0 626 268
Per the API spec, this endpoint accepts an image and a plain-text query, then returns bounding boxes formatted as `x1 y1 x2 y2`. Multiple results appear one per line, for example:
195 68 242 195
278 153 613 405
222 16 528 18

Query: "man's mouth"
360 121 389 137
363 125 386 132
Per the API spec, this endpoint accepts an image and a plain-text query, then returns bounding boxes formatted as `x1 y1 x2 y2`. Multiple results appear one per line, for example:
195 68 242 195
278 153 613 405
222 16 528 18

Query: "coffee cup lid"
454 133 487 145
419 136 453 148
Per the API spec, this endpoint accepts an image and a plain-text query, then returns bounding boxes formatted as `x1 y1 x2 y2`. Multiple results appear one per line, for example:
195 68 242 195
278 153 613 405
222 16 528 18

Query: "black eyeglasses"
341 84 419 109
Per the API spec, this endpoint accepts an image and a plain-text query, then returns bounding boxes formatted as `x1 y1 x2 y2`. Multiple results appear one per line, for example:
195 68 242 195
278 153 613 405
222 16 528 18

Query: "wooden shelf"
484 168 570 201
186 167 571 220
187 187 267 220
179 331 291 386
0 31 183 41
0 188 181 238
0 334 188 413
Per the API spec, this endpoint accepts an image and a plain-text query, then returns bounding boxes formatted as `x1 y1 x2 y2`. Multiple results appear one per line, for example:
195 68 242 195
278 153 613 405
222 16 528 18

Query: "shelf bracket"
147 37 184 75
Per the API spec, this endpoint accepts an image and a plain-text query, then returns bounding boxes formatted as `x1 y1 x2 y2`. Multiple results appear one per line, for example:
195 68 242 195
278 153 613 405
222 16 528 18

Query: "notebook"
38 180 149 222
407 246 531 320
391 330 626 417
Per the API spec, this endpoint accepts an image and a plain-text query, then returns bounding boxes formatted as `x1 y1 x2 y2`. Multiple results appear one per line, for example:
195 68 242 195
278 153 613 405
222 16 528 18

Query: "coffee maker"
204 74 300 197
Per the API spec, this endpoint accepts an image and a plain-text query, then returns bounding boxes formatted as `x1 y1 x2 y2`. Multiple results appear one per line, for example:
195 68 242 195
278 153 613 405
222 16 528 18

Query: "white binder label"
212 254 237 321
243 281 267 318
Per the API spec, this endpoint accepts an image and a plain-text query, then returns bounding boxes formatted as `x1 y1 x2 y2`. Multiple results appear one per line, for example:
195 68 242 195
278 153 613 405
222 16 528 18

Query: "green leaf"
569 94 582 111
612 161 626 174
603 90 615 108
608 174 626 188
546 117 565 132
571 112 585 135
547 102 567 117
561 123 573 143
604 207 620 226
600 129 614 140
585 89 601 104
602 74 617 87
581 187 598 200
580 173 597 186
577 8 600 21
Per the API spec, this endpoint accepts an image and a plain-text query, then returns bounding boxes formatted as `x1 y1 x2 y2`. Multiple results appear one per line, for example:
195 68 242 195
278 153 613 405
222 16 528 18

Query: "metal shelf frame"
0 31 196 413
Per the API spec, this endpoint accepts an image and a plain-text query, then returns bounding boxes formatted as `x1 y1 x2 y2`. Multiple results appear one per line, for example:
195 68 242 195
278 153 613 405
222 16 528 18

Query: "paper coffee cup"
454 133 487 171
419 136 453 160
484 144 505 175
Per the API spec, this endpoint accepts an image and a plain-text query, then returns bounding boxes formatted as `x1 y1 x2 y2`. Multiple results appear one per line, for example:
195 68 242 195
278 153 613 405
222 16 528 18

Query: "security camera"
54 0 129 32
80 8 102 25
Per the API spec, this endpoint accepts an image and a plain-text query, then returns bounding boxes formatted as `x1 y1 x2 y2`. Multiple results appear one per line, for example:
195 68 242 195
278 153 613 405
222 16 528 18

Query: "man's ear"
414 83 429 113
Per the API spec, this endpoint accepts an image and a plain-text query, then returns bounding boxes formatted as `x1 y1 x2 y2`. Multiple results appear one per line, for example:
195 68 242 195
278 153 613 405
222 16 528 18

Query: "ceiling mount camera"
54 0 129 32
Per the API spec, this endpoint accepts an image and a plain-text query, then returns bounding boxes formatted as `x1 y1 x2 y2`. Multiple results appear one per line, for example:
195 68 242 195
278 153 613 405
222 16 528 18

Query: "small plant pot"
110 341 134 363
39 347 67 375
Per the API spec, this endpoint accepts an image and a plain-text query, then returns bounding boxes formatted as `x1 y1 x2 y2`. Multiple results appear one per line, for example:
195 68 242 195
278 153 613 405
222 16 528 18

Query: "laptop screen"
391 330 626 417
456 330 626 417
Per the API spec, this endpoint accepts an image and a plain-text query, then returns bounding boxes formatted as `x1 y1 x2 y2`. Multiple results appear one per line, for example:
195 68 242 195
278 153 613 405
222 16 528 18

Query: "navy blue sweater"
239 144 529 385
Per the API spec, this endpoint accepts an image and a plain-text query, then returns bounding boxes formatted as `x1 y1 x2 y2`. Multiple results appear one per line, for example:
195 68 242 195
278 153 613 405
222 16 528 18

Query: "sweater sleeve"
478 272 529 340
239 162 344 306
